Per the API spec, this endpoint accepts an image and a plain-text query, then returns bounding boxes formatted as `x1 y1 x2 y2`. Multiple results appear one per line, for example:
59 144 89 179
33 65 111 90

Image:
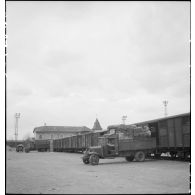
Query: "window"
39 134 42 139
51 134 53 139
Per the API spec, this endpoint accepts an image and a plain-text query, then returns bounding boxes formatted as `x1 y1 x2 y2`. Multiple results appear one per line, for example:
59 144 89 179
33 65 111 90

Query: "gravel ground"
6 150 190 194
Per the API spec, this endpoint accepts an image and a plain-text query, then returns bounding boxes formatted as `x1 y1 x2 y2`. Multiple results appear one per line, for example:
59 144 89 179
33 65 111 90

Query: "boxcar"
77 135 83 152
35 140 50 152
40 130 108 153
133 112 190 159
70 136 77 152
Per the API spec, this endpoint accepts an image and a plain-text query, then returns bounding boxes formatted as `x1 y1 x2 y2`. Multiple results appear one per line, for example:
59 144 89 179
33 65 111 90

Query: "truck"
82 124 156 165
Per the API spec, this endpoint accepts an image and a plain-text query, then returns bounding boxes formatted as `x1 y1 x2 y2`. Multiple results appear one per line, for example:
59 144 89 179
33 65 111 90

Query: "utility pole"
122 115 127 125
162 100 168 117
14 113 20 147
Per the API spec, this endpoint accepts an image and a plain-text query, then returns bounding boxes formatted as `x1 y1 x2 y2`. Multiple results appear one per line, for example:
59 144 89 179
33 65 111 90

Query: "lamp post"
14 113 20 147
162 101 168 117
122 115 127 125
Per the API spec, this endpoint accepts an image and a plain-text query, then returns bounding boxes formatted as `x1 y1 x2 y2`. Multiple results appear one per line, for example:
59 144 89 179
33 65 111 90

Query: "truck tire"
125 155 134 162
135 151 145 162
89 154 99 165
83 157 90 164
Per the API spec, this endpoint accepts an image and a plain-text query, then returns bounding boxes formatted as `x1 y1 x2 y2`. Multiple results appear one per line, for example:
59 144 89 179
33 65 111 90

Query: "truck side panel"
118 137 156 151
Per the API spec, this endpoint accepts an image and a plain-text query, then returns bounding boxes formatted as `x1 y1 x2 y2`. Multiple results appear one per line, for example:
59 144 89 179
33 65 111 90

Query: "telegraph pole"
122 115 127 125
162 100 168 117
14 113 20 147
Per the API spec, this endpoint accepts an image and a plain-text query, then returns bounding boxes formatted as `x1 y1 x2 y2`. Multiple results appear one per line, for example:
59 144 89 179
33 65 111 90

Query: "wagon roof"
33 126 92 133
132 112 190 125
108 112 190 129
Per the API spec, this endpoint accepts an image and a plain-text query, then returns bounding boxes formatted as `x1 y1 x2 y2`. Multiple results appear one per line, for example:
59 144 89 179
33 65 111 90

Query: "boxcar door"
174 117 183 147
182 115 190 147
167 119 175 148
148 122 159 147
158 120 168 148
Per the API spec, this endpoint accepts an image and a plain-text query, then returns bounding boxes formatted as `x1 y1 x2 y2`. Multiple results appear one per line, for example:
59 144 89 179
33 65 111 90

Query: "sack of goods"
133 126 151 137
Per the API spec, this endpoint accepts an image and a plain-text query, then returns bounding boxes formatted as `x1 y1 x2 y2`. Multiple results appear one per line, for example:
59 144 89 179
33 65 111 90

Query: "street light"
162 101 168 117
14 113 20 147
122 115 127 125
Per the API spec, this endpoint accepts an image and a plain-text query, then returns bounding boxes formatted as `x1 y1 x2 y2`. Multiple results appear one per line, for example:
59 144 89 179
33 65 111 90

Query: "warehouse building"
33 125 92 140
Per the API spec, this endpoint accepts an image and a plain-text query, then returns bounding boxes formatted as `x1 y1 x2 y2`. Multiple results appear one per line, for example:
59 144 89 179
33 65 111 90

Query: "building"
33 126 92 140
92 118 102 131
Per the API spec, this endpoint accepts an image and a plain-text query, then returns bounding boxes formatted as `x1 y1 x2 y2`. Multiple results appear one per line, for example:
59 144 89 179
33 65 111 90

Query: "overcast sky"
6 1 190 140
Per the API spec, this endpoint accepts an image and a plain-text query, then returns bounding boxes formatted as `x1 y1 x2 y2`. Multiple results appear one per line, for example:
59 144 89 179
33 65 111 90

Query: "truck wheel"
135 151 145 162
125 155 134 162
89 154 99 165
83 157 90 164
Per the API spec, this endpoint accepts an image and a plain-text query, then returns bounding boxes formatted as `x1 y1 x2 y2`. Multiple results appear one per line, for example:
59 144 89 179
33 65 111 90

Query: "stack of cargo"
133 126 151 137
118 125 151 138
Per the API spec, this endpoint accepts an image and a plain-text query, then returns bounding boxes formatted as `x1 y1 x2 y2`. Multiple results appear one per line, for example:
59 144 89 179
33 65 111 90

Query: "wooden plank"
118 137 156 151
168 127 175 147
183 134 190 147
159 136 168 147
174 117 183 147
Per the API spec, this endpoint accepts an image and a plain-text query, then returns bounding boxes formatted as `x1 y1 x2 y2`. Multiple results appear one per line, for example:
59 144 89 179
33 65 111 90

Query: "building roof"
92 118 102 130
33 126 92 133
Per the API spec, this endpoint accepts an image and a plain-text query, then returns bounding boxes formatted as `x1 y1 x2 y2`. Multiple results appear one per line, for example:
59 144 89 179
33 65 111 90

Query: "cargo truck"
82 125 156 165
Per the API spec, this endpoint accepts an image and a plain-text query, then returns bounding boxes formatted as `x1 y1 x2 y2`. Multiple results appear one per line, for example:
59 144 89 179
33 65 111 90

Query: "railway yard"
6 150 190 194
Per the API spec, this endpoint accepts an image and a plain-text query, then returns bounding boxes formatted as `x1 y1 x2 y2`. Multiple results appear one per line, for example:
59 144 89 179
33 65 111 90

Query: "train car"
41 130 109 153
81 134 86 150
62 137 68 152
65 136 72 152
133 112 190 159
85 133 92 148
24 139 36 152
35 140 50 152
53 139 58 152
53 138 63 152
77 134 83 152
70 136 77 152
53 139 57 151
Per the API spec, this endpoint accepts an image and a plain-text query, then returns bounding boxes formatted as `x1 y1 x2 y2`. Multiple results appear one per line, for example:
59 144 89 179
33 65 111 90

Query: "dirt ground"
6 150 190 194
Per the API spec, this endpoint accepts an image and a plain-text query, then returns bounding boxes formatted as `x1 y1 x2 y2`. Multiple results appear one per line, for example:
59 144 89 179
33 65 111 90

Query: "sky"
6 1 190 140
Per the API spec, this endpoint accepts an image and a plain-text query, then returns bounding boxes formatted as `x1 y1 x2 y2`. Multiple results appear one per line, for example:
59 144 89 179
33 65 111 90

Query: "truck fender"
82 151 99 159
88 152 99 156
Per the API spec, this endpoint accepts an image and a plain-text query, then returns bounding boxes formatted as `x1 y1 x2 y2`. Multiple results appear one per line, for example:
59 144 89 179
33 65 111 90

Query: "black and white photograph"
5 1 191 194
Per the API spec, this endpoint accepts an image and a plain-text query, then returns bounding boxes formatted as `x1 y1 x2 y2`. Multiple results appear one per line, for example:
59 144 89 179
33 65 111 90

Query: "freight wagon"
35 140 50 152
53 130 108 153
133 112 190 159
35 112 190 161
6 140 24 148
